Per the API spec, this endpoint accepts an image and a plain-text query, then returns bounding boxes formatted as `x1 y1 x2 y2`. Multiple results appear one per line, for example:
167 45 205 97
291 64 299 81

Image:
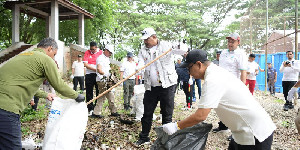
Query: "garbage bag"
151 123 212 150
43 97 88 150
131 84 145 121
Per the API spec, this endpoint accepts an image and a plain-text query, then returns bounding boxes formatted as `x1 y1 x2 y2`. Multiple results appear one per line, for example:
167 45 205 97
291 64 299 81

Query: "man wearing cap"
212 51 221 66
72 54 85 92
91 45 120 118
162 49 276 150
135 27 187 145
267 62 277 96
0 37 85 149
83 42 102 113
120 52 138 110
213 33 248 133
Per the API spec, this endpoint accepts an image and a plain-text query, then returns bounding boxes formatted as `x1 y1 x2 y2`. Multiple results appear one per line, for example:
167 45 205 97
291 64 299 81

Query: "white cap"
226 33 240 41
140 28 156 40
105 44 114 54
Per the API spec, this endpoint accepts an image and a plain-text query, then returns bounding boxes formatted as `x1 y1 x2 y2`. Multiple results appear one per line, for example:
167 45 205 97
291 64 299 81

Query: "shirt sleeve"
172 43 188 55
198 78 225 109
137 51 145 69
43 57 78 99
83 51 89 62
120 62 125 72
34 89 48 98
238 52 248 70
72 61 75 69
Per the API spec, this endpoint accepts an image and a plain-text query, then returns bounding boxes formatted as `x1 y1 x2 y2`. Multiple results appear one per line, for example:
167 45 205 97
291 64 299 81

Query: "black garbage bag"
151 123 212 150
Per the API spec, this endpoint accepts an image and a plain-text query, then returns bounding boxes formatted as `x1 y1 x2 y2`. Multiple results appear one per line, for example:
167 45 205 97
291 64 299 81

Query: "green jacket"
0 48 78 114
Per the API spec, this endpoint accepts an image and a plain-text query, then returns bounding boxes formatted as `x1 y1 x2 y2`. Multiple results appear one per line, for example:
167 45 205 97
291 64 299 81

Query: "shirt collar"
33 48 46 54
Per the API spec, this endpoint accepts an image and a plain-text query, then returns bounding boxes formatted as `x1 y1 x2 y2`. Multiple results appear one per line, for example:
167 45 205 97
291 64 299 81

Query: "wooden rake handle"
86 48 172 105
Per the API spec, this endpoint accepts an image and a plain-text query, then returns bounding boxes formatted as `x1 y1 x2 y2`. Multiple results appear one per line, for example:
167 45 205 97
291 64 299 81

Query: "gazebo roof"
4 0 94 20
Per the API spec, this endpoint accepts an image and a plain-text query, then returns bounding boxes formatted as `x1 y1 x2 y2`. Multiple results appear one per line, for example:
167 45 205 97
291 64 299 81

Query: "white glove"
287 87 298 102
70 75 74 80
163 122 179 135
188 78 193 85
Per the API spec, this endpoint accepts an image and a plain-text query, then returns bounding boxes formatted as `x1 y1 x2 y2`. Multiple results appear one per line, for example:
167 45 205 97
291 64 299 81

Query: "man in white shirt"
120 52 138 110
214 33 248 133
163 49 276 150
280 51 300 111
91 45 119 118
72 55 85 92
135 27 187 146
246 54 264 95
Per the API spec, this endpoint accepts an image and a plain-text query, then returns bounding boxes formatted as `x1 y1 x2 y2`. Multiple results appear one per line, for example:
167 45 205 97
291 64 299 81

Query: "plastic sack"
151 123 212 150
131 84 145 121
43 97 88 150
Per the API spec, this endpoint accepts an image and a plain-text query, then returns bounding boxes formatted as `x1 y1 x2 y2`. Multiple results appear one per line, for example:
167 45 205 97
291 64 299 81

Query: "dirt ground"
22 86 300 150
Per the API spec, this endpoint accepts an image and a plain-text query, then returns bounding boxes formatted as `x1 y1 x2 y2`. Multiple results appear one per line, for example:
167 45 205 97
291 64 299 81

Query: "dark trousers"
0 108 22 150
139 85 176 141
228 133 273 150
85 73 99 112
73 76 84 91
31 96 39 110
193 79 201 99
182 81 193 107
282 81 297 104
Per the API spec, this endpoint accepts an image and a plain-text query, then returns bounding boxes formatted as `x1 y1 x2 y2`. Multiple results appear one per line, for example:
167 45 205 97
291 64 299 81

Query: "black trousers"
85 73 99 112
73 76 84 91
228 133 274 150
182 81 193 107
282 81 297 104
139 85 176 141
0 108 22 149
31 96 39 110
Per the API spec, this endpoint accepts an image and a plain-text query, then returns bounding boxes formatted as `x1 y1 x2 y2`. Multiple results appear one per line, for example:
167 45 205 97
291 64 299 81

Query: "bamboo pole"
86 48 172 105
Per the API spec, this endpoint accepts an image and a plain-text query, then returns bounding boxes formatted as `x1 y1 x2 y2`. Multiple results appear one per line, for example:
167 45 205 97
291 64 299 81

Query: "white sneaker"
88 110 93 116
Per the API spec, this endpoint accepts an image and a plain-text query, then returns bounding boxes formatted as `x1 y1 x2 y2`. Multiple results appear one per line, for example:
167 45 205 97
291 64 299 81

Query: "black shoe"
90 114 104 118
227 135 232 141
212 127 228 133
111 112 120 117
288 104 294 109
134 139 150 146
283 104 289 111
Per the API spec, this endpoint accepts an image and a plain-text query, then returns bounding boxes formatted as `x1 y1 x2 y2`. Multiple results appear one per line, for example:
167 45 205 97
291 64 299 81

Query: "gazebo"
1 0 94 71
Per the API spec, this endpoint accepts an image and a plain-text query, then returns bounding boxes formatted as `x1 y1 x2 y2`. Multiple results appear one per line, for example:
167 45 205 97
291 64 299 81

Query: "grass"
20 104 48 123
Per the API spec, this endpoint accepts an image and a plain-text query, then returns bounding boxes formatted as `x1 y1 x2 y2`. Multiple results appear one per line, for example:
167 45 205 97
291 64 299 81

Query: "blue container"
255 52 300 93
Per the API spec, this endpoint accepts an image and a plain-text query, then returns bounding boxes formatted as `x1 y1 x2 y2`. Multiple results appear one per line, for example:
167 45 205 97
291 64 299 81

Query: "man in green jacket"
0 37 85 149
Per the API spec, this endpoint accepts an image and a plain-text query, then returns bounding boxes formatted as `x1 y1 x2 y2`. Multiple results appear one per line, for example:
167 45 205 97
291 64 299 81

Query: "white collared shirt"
247 61 259 80
279 59 300 81
96 54 110 81
219 47 248 78
72 61 85 77
199 64 276 145
120 60 137 79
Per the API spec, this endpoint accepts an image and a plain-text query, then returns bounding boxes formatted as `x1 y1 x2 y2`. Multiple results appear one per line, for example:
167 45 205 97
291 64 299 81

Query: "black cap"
127 52 133 57
78 54 82 57
216 51 221 54
180 49 208 68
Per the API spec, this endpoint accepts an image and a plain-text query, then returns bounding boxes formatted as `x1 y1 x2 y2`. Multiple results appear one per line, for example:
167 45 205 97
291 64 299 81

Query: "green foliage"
281 120 290 128
20 105 47 123
21 126 32 136
0 0 116 50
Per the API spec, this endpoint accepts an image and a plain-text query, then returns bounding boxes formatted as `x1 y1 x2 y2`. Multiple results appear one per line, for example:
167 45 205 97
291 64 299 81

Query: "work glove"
188 78 193 85
287 87 298 102
70 75 74 80
75 94 85 103
163 122 179 135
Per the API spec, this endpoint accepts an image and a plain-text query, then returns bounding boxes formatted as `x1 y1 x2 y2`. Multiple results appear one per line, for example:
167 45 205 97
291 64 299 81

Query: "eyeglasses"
187 63 195 72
